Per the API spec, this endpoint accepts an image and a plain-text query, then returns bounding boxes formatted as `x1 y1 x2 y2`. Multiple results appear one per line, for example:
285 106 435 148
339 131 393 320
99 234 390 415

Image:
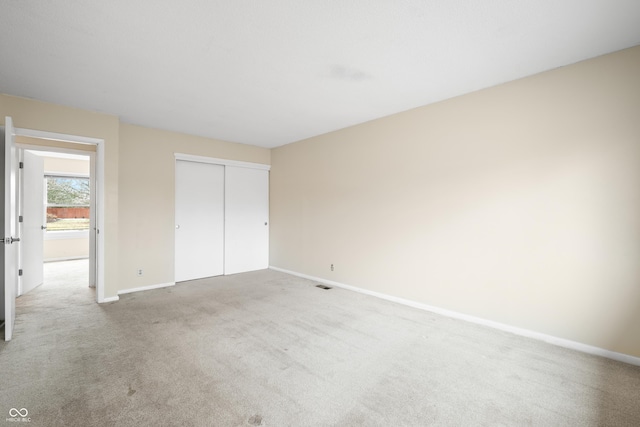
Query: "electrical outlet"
137 269 143 276
331 264 334 271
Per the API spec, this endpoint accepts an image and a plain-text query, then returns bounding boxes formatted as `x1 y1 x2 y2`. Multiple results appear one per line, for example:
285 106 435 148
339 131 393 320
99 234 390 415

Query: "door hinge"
18 269 23 276
19 161 24 169
19 215 23 223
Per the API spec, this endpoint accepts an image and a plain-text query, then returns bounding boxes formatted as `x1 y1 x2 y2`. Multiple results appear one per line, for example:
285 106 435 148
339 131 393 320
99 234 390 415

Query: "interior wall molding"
15 128 102 145
118 282 175 296
174 153 271 171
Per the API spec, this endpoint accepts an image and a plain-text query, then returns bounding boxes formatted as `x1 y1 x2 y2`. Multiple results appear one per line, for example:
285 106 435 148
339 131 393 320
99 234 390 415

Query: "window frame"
44 171 91 240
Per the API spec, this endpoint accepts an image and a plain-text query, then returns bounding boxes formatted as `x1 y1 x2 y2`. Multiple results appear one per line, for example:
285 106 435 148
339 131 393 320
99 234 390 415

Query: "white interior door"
175 160 224 282
224 166 269 275
2 117 19 341
20 150 44 295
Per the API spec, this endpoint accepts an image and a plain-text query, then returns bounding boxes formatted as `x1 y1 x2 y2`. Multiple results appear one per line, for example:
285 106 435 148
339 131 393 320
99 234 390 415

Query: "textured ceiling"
1 1 639 148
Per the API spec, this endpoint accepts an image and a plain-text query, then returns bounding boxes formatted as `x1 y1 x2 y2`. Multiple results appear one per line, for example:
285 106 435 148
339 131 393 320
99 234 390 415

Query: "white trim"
118 282 175 295
174 153 271 171
14 127 107 303
44 171 89 178
16 128 102 145
100 296 119 303
269 266 640 367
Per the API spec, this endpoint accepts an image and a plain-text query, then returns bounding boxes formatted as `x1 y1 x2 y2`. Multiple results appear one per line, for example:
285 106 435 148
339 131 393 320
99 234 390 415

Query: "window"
46 175 90 232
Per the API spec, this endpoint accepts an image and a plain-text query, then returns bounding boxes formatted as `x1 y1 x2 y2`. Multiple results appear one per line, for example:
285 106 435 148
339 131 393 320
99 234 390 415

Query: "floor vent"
315 284 332 290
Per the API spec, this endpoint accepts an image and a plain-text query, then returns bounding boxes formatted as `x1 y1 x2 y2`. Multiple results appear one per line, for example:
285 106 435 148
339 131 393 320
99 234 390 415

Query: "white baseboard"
118 282 175 295
98 282 174 303
269 266 640 367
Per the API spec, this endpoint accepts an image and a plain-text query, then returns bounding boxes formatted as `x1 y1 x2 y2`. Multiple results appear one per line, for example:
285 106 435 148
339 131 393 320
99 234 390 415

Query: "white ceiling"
1 1 639 148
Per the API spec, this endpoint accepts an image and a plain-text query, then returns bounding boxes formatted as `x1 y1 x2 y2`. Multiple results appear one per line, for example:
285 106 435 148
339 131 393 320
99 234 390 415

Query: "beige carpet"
1 260 639 426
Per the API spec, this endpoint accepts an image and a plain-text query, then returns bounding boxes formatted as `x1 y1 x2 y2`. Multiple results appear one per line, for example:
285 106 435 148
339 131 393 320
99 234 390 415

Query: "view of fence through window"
46 175 90 231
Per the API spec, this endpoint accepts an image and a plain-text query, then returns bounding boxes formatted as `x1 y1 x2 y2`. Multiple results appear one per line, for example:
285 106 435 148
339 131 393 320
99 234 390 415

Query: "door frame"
173 153 270 282
174 153 271 171
14 128 105 303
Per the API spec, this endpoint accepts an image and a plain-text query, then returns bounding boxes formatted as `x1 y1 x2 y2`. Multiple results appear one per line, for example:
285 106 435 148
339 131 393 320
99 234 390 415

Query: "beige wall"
2 95 270 297
270 46 640 357
3 47 639 358
118 123 270 289
43 156 90 175
0 94 120 299
17 135 97 153
44 239 89 261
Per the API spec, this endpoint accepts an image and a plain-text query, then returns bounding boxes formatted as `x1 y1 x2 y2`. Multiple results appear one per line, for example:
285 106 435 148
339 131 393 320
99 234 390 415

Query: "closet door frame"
175 154 271 173
174 153 270 282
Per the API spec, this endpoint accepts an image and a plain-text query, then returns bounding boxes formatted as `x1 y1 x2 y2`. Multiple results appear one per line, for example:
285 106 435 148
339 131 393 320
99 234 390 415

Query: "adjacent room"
22 145 95 293
1 1 639 425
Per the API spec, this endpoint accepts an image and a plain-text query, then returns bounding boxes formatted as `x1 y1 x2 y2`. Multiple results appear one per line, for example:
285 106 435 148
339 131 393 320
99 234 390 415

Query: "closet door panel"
224 166 269 274
175 160 224 282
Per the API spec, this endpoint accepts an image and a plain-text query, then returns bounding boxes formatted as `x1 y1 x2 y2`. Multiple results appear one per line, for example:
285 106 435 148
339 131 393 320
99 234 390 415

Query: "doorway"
3 120 106 341
13 126 105 304
19 148 92 297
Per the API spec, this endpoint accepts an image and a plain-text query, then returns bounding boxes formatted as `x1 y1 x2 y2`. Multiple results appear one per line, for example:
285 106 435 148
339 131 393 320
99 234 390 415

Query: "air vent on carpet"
316 284 332 290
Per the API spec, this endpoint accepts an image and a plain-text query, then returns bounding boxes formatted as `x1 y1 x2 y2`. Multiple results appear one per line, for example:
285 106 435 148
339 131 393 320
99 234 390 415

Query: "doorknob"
0 236 20 244
176 224 180 229
41 225 47 230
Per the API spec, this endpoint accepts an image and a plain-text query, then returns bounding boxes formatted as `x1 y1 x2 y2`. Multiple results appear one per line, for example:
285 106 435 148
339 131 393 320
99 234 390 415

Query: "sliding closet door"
175 160 224 282
224 166 269 275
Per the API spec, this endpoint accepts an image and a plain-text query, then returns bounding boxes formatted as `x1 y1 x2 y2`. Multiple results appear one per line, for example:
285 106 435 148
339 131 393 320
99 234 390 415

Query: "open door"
2 117 19 341
20 150 45 295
